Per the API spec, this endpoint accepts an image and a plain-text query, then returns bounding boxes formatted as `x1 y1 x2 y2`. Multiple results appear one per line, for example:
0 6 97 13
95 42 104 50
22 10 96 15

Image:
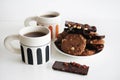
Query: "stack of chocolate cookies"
55 21 105 56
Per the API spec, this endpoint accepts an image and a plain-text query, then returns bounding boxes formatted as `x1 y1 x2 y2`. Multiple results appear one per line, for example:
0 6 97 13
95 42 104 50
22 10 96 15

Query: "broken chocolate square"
52 61 89 75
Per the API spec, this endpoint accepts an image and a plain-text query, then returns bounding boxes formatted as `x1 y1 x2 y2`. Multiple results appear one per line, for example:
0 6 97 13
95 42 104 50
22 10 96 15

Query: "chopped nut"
84 28 88 30
70 39 72 41
89 36 92 38
77 26 81 29
68 24 71 27
90 41 93 44
73 25 77 28
71 47 75 51
62 39 67 43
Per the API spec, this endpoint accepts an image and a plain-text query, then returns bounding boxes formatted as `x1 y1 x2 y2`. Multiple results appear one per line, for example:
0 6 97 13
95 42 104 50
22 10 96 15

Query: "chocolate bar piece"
65 21 97 32
86 44 104 53
65 21 105 40
52 61 89 75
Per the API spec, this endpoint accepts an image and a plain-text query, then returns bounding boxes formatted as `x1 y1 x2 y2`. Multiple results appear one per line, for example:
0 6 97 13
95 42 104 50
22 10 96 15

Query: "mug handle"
24 16 39 26
4 34 21 54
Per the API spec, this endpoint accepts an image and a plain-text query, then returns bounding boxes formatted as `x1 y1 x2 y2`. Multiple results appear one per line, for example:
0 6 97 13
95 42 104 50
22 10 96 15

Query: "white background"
0 0 120 80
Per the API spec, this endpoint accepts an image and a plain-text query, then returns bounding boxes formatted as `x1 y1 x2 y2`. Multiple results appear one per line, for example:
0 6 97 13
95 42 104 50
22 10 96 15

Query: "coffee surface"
43 14 57 18
24 32 46 37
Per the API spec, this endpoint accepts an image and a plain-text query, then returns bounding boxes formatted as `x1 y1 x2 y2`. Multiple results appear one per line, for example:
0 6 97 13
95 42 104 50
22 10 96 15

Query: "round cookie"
61 34 86 56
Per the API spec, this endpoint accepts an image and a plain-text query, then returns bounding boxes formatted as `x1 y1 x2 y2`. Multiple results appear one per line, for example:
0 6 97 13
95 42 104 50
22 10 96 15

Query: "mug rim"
19 26 51 46
40 11 60 19
19 26 50 39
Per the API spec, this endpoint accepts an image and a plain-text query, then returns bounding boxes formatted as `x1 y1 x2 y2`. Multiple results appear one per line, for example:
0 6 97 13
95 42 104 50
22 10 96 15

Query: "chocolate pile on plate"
55 21 105 56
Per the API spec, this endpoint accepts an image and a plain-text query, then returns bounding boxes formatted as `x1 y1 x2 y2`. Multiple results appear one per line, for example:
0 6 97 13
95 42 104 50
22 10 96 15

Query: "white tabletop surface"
0 0 120 80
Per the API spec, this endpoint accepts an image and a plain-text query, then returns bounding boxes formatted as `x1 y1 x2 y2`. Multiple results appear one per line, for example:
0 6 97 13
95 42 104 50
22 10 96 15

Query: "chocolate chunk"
91 35 105 39
64 21 103 40
65 21 83 28
90 26 97 32
86 44 104 53
52 61 89 75
65 21 97 33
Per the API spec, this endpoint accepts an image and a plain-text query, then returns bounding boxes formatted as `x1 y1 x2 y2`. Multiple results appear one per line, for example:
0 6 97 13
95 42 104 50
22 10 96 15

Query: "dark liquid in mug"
42 14 57 18
24 32 46 37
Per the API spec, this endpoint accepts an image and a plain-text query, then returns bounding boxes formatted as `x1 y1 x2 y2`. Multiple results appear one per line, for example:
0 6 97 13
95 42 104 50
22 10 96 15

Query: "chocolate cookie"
61 34 86 56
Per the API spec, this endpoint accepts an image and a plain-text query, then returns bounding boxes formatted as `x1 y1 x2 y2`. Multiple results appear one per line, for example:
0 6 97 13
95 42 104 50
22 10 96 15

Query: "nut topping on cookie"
77 26 81 29
73 25 77 28
71 47 75 51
